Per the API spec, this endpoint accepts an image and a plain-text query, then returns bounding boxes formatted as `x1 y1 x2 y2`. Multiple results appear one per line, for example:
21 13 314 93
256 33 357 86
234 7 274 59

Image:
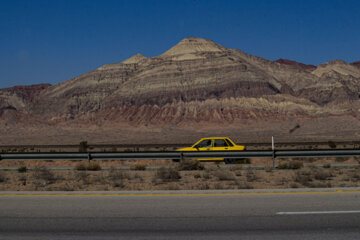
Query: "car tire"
224 158 235 164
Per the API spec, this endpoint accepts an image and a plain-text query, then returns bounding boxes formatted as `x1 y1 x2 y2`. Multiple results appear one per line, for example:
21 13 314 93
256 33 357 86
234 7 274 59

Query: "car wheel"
224 158 235 164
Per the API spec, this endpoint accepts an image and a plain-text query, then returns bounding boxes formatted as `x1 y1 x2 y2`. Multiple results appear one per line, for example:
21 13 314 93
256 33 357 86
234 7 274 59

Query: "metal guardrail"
0 150 360 161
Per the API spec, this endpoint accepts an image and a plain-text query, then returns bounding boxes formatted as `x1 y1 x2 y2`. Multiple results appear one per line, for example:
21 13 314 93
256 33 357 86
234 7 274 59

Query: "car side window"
195 140 212 148
224 139 234 147
214 139 228 147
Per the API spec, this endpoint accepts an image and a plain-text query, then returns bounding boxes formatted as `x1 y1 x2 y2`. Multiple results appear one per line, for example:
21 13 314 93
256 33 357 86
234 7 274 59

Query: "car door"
212 139 229 151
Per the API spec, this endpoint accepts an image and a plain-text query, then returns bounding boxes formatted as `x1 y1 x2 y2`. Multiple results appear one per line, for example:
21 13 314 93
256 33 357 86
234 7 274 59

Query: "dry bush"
235 180 253 189
290 182 299 188
57 183 75 191
131 164 147 171
246 168 258 182
323 163 331 168
293 169 313 186
313 169 333 180
348 171 360 182
17 166 27 173
202 172 211 179
18 175 27 185
278 160 303 169
178 159 204 171
328 141 336 149
75 162 101 171
239 158 251 164
109 168 130 180
264 166 273 172
155 167 181 182
335 157 349 162
87 162 101 171
75 163 87 171
0 173 6 183
212 170 235 181
234 170 242 176
33 167 56 183
194 173 202 179
230 165 243 171
308 182 332 188
76 171 90 184
167 183 181 190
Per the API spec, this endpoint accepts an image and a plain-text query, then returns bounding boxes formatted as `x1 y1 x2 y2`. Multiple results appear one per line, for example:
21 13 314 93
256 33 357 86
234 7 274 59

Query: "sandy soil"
0 162 359 191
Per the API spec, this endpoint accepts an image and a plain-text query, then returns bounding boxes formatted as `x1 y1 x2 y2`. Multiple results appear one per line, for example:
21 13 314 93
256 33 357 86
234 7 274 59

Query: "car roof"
200 137 230 140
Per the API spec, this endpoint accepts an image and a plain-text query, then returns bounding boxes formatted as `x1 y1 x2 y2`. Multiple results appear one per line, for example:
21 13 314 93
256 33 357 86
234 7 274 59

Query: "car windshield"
194 139 212 148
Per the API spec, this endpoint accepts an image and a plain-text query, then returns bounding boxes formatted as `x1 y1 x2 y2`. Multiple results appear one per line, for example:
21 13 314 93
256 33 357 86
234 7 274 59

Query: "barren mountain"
275 59 316 71
1 37 360 145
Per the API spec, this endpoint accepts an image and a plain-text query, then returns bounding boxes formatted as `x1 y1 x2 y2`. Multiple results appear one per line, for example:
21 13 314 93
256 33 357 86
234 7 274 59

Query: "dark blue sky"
1 0 360 88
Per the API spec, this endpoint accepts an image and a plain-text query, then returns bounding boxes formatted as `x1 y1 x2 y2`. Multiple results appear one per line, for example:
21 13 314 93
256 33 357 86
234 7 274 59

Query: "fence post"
272 136 275 169
88 152 92 164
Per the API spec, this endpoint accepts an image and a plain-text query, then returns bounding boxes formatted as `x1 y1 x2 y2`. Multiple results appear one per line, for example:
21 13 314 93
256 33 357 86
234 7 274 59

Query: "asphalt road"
1 190 360 239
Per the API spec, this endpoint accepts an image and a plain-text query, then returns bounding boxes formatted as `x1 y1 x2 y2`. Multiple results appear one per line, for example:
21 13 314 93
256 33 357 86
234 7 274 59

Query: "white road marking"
277 210 360 215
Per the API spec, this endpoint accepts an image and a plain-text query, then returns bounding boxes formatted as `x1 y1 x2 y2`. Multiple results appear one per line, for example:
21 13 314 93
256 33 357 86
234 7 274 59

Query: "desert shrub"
75 162 101 171
33 167 56 183
230 165 243 171
334 157 348 162
308 182 332 188
18 175 27 185
0 173 5 183
57 183 75 191
246 168 258 182
87 162 101 171
264 166 273 172
79 141 88 152
235 180 253 189
234 170 242 176
212 170 235 181
178 159 204 171
194 173 201 179
202 172 211 179
109 168 131 180
323 163 331 168
76 171 90 184
235 158 251 164
155 167 181 182
17 166 27 173
313 169 333 180
293 169 313 186
328 140 336 149
278 160 303 169
132 164 147 171
348 171 360 182
75 163 87 171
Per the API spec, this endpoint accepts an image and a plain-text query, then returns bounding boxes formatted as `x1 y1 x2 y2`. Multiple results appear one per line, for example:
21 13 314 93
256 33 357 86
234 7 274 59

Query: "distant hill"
1 37 360 145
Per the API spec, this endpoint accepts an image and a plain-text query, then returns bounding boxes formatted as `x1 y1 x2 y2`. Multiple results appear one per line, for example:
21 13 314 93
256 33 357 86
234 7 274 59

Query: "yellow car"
176 137 246 164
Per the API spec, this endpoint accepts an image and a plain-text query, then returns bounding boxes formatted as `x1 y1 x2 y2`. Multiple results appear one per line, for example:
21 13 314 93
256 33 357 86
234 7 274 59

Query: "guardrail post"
88 152 92 164
0 154 2 161
272 136 275 169
180 152 184 162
